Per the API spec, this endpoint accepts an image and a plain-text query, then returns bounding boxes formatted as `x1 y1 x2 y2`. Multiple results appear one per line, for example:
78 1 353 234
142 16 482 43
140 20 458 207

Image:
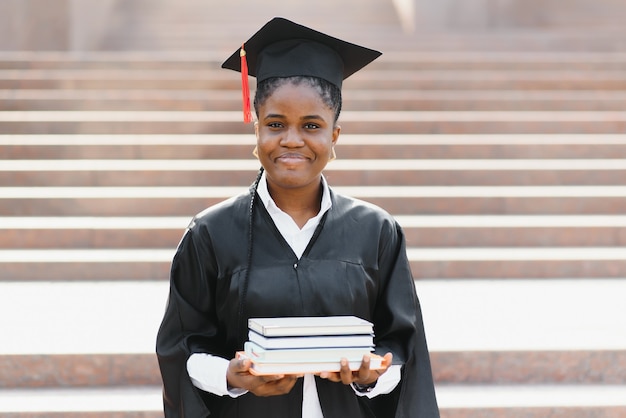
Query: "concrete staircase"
1 1 626 416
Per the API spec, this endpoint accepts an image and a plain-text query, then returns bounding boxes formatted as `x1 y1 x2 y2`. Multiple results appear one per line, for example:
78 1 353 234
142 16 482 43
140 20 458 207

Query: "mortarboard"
222 17 382 122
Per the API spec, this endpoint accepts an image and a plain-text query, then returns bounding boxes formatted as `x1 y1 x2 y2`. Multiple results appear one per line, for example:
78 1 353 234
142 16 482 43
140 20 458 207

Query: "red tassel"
240 44 253 123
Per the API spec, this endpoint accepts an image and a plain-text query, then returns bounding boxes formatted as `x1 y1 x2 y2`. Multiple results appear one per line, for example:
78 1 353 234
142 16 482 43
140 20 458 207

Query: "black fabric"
156 185 440 418
221 17 382 89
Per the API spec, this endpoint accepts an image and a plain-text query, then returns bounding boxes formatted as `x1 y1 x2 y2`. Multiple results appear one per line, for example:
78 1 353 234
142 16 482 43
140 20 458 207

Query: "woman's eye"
304 123 319 129
267 122 283 128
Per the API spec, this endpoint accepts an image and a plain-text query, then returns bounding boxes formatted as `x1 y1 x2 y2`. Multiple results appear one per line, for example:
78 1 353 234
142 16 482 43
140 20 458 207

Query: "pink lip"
276 153 308 163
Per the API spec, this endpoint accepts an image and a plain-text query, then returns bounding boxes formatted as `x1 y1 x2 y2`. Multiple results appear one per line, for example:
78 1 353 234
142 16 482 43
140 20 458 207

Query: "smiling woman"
156 17 439 418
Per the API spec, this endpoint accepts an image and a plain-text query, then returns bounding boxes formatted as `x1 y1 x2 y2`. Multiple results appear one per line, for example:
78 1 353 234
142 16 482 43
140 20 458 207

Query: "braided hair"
237 166 264 345
237 76 342 345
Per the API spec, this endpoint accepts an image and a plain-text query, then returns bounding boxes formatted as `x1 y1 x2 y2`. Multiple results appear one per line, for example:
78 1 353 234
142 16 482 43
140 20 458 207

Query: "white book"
248 316 373 337
248 330 374 350
237 352 384 376
244 341 373 363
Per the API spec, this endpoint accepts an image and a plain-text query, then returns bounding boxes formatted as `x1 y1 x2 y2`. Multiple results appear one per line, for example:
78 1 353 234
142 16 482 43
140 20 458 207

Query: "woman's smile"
276 152 310 165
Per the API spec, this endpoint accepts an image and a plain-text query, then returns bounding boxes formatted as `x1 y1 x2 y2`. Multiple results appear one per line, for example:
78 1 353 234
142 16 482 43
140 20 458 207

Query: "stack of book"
237 315 384 375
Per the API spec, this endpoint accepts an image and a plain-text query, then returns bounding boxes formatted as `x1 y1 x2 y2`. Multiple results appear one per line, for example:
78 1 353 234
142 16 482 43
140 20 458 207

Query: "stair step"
3 221 626 249
3 110 626 122
411 259 626 279
0 386 162 416
408 247 626 260
104 29 626 53
0 281 166 354
3 196 626 217
2 215 626 249
6 158 626 170
2 68 626 90
0 248 625 280
1 385 623 417
3 185 626 198
6 168 626 187
432 350 626 384
2 50 626 71
2 110 626 134
0 354 159 388
437 385 626 418
3 349 624 388
5 133 626 144
3 89 626 111
10 214 626 230
417 278 626 350
1 278 623 352
3 158 626 187
3 134 626 160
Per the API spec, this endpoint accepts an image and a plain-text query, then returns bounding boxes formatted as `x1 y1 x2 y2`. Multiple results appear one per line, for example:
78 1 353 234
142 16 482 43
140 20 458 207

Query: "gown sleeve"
368 219 440 418
155 225 221 417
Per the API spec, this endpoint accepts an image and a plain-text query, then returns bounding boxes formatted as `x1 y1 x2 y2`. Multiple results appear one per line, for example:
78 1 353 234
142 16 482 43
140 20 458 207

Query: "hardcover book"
237 351 385 376
244 341 373 363
248 330 374 350
248 316 373 337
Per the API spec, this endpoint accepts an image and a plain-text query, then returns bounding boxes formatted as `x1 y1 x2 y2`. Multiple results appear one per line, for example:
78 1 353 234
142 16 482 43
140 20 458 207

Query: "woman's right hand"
226 357 300 397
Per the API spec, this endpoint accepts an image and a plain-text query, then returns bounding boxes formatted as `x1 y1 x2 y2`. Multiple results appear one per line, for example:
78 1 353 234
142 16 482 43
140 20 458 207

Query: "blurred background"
1 0 625 416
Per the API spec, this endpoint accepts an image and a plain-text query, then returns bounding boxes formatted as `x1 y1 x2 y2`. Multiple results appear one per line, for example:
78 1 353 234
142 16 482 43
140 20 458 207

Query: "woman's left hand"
318 352 393 386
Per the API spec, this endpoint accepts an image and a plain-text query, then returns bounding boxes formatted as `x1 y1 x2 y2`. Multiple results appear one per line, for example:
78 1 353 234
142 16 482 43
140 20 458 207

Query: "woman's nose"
280 127 304 147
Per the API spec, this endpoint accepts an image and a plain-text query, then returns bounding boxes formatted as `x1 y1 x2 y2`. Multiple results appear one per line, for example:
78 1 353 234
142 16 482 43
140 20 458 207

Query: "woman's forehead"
261 83 332 111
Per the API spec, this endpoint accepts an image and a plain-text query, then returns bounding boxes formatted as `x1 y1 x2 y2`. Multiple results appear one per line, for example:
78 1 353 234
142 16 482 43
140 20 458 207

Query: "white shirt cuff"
186 353 248 398
352 364 401 398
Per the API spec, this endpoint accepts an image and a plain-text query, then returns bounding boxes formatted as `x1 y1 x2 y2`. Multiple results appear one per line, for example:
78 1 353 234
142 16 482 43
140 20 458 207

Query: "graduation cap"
222 17 382 122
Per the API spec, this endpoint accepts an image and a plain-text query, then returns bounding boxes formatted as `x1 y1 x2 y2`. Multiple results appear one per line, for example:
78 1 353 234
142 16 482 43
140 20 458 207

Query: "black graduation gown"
156 185 440 418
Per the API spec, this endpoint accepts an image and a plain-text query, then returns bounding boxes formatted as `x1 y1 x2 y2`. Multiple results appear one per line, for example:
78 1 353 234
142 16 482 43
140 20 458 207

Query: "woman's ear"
332 124 341 147
254 121 260 139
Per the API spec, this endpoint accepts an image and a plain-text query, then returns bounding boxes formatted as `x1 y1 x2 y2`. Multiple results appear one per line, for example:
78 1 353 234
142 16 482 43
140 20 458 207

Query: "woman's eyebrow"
262 113 285 120
300 114 325 121
262 114 325 121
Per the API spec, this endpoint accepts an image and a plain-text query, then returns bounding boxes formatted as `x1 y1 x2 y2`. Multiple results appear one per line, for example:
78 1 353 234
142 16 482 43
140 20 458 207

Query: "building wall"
0 0 118 51
1 0 625 50
410 0 626 31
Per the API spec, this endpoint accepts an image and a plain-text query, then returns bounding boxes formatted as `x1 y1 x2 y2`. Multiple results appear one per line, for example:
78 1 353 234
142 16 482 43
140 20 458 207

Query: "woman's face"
255 81 340 191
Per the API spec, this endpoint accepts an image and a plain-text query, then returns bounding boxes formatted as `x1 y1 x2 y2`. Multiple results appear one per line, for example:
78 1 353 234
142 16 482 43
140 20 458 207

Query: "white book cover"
248 315 373 337
244 341 373 363
248 330 374 350
237 352 384 376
